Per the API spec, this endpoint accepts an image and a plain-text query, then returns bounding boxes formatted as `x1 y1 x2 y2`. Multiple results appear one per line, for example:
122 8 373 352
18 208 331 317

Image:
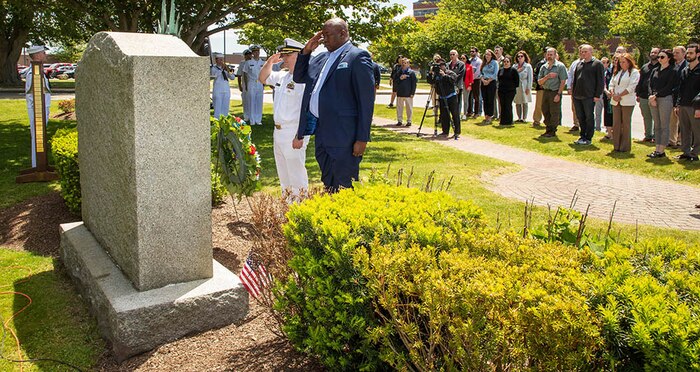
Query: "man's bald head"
322 18 350 52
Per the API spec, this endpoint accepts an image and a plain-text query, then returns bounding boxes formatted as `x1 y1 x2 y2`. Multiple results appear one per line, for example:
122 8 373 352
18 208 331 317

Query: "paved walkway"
373 117 700 231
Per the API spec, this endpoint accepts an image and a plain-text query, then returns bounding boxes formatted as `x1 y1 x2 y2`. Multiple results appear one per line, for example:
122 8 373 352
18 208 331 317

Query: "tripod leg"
417 85 435 137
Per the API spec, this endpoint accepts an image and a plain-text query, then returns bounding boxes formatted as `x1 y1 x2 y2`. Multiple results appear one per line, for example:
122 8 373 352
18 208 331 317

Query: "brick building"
413 0 438 22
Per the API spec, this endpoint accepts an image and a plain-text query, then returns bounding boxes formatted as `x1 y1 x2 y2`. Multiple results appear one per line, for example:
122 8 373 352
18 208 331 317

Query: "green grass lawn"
0 250 103 371
374 104 700 185
0 100 74 209
0 95 698 371
48 79 75 90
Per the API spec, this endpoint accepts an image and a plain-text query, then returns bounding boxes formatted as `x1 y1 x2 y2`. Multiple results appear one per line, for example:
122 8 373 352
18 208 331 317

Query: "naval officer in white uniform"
25 45 51 168
259 38 309 201
241 44 265 125
210 52 235 118
236 49 252 122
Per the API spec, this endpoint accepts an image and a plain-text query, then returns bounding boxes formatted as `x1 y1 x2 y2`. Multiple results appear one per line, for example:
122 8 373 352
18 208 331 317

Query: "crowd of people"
385 44 700 161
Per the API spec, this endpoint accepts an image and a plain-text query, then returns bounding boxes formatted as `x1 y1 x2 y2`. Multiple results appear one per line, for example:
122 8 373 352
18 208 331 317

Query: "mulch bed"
0 192 322 371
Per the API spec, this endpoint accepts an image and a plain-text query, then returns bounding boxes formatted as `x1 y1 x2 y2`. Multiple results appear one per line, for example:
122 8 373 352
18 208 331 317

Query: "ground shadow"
533 136 563 143
226 337 323 371
567 143 600 151
227 220 257 240
0 192 79 257
606 151 635 159
11 266 105 371
213 247 242 272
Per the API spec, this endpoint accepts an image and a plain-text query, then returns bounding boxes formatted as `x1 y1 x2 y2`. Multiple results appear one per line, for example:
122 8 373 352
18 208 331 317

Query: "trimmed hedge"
277 184 700 371
50 128 81 214
50 128 228 214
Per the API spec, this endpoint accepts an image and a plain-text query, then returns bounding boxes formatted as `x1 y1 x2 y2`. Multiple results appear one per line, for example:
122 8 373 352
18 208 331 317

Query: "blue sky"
208 0 413 54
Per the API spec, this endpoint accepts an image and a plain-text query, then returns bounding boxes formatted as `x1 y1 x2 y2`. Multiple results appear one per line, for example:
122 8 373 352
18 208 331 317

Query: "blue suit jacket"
293 44 375 148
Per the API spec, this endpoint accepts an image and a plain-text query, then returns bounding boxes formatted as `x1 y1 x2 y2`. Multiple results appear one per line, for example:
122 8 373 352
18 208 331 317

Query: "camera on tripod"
429 63 441 74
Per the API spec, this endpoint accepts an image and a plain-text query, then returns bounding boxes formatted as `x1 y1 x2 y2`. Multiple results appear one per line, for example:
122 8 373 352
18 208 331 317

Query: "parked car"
64 66 77 79
46 63 73 78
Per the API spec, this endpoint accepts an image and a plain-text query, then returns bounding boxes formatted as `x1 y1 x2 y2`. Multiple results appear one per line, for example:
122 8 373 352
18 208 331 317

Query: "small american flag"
239 252 271 299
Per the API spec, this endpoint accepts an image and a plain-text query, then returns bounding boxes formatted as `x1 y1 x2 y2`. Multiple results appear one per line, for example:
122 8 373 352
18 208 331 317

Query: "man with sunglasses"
448 49 466 117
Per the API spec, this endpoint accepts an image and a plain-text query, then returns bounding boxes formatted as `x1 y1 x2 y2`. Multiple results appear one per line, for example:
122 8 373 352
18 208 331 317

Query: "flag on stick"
240 252 271 299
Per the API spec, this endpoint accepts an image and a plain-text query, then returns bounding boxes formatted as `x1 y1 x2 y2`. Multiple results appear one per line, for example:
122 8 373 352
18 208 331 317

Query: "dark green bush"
50 128 81 214
276 184 484 370
50 128 228 213
277 184 700 371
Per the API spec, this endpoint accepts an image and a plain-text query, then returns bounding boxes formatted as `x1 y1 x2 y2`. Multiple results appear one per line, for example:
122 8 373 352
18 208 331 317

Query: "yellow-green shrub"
591 238 700 370
50 128 80 214
358 230 603 371
276 184 484 370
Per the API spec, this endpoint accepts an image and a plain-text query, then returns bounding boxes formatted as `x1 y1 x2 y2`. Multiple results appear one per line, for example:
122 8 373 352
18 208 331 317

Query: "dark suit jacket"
293 43 376 148
372 62 381 87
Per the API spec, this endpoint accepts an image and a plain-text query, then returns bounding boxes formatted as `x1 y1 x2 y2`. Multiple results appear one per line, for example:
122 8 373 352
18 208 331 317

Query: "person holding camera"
427 58 461 140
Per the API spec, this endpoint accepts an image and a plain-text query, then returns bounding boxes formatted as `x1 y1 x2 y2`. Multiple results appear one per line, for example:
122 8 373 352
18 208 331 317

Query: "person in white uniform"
241 44 265 125
258 38 309 201
237 49 252 122
210 52 235 118
25 45 51 168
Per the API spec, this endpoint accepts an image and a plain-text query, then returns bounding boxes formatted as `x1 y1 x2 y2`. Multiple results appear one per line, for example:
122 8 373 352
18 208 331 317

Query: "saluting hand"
268 53 282 64
303 31 323 55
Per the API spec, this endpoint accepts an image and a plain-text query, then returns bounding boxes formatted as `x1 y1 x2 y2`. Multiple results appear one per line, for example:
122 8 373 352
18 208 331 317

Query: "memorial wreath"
212 115 262 200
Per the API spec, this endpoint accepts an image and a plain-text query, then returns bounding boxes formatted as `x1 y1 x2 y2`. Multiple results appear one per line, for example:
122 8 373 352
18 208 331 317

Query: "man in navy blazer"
292 18 375 192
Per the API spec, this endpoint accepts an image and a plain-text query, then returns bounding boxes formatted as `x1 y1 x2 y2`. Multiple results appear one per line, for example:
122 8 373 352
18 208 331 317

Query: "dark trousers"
542 90 562 134
456 88 463 115
481 82 497 117
497 89 516 125
468 80 482 115
573 97 596 141
315 144 361 193
439 95 461 135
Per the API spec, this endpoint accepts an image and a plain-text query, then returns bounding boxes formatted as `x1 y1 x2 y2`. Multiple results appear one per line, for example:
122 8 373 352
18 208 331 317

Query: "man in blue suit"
292 18 375 192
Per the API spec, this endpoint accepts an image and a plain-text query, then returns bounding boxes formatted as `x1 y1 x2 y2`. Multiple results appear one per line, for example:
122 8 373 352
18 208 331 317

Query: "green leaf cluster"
276 183 700 370
276 183 484 370
590 239 700 370
50 128 81 214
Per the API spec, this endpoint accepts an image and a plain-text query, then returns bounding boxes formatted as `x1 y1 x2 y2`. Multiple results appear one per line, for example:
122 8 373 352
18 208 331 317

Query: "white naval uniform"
25 68 51 168
211 65 234 118
241 58 265 124
236 64 250 121
265 70 309 199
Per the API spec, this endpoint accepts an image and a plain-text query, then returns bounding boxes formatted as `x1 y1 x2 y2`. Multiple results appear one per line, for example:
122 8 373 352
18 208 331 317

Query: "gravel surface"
1 192 322 371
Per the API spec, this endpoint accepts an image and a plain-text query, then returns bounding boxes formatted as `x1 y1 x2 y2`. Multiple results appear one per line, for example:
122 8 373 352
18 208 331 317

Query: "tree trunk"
0 30 29 87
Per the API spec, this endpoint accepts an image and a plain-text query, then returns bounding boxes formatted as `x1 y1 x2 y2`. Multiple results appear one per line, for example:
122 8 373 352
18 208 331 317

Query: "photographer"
427 58 461 139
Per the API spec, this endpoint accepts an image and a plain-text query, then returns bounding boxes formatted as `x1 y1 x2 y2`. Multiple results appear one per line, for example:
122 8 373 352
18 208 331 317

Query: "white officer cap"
27 45 49 55
243 49 252 55
249 44 261 51
279 38 304 54
213 52 224 59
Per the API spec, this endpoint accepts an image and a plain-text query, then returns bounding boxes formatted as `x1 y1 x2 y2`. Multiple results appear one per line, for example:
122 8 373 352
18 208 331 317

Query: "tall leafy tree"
611 0 700 61
0 0 86 86
65 0 402 55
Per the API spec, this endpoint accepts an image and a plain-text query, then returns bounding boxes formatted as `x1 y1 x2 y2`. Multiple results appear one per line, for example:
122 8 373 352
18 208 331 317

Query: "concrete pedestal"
60 222 249 361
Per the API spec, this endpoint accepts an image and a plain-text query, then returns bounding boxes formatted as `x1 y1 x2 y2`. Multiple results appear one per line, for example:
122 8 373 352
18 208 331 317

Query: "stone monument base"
60 222 249 362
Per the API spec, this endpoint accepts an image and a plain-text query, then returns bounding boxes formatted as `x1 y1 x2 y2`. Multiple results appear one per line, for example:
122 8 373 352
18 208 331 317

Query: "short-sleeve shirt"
538 60 568 91
265 70 305 124
240 58 265 84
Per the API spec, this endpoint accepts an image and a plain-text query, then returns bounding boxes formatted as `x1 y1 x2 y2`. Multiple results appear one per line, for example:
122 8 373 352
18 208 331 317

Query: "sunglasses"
470 50 476 53
517 55 524 58
658 55 668 59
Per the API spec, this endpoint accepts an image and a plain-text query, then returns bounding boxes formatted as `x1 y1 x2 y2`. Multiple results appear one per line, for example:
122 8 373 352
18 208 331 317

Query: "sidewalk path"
373 117 700 231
